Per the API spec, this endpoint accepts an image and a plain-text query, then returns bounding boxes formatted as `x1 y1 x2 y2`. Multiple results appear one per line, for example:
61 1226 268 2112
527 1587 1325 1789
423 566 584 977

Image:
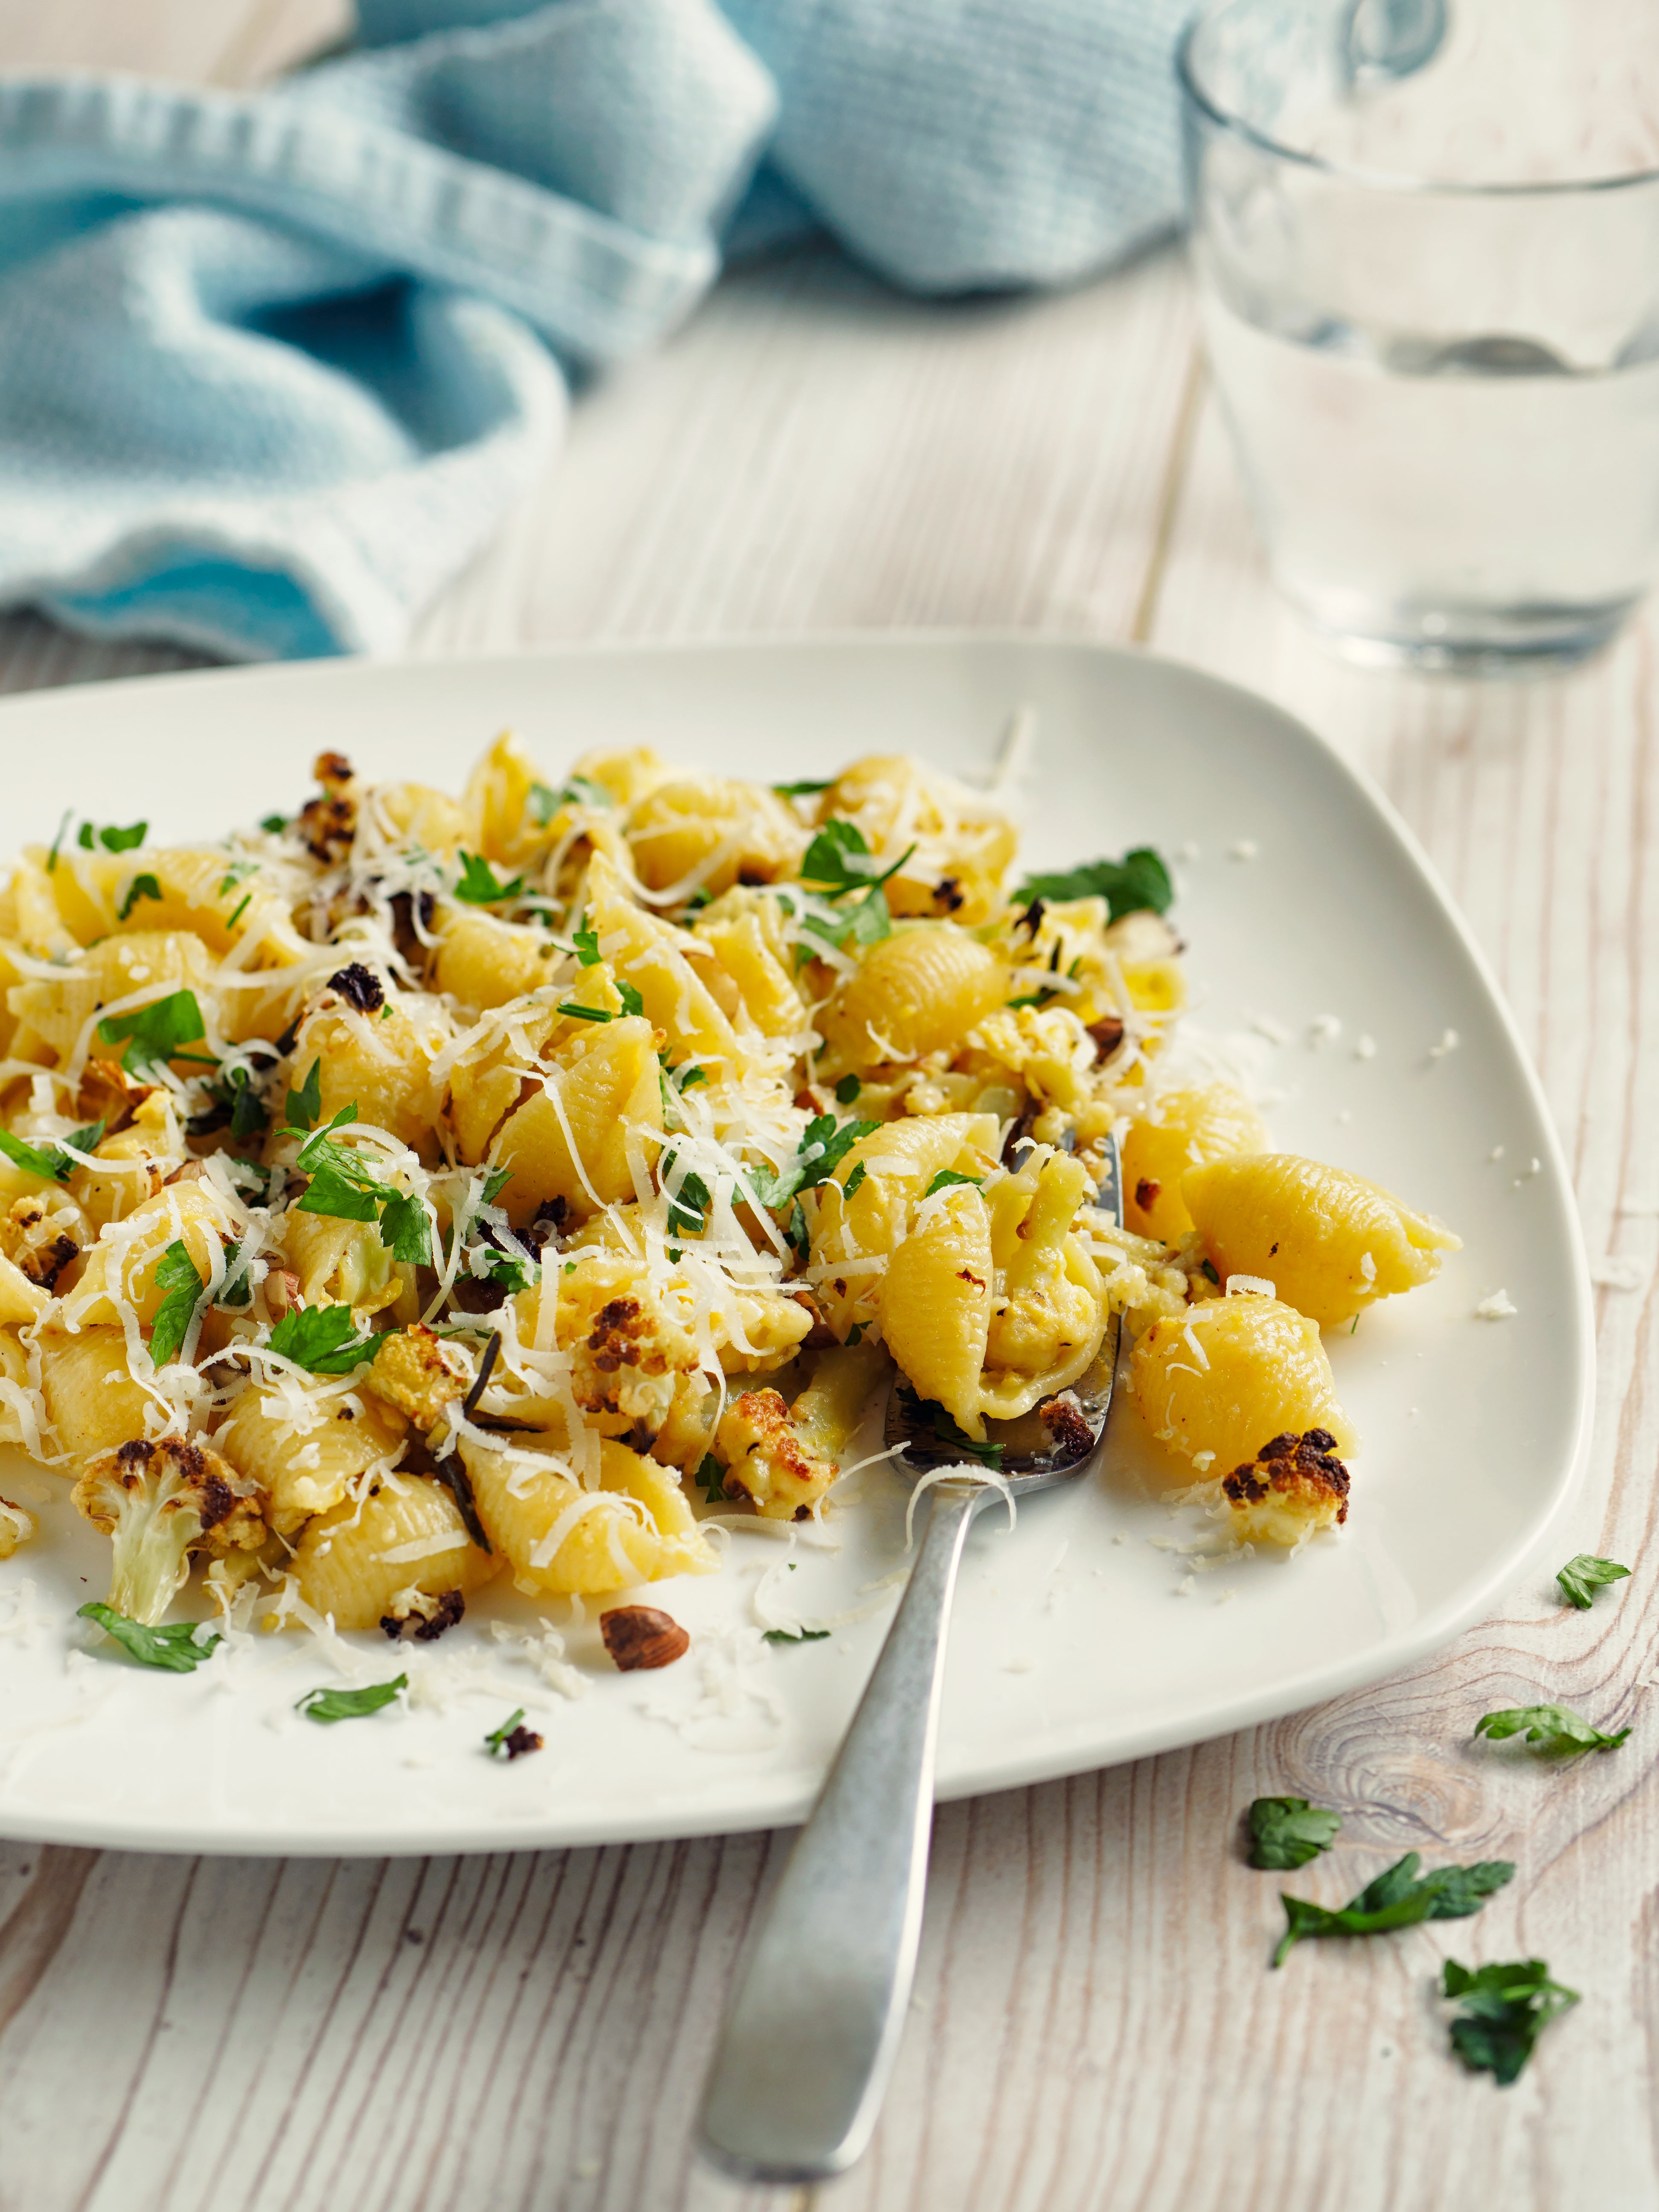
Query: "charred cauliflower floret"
0 1493 36 1559
364 1324 470 1431
1222 1429 1350 1547
72 1435 267 1624
716 1389 835 1520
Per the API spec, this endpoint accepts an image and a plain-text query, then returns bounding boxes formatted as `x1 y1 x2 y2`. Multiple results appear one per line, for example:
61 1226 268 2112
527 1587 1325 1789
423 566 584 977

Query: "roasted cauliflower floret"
980 1149 1106 1416
364 1324 470 1431
0 1493 35 1559
1222 1429 1351 1546
716 1388 835 1520
72 1435 266 1625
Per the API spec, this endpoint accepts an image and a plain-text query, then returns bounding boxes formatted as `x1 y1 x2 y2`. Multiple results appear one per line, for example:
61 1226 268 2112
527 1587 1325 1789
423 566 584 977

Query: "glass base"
1276 580 1642 676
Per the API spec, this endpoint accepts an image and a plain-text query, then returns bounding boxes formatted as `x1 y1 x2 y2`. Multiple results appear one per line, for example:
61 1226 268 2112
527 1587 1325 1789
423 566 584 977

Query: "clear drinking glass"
1179 0 1659 670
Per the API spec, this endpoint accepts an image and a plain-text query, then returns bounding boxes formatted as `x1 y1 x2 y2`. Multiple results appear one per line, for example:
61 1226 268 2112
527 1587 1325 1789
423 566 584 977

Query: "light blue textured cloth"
0 0 1189 661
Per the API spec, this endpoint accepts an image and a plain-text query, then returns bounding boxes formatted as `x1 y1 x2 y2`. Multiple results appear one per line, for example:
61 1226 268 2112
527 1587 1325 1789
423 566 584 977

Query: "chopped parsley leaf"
616 979 645 1019
763 1627 831 1644
921 1168 984 1200
774 779 835 797
1272 1852 1514 1969
285 1057 324 1132
454 851 525 905
484 1707 540 1758
1247 1796 1342 1871
78 1602 221 1672
46 810 70 873
267 1303 376 1376
675 1064 708 1092
97 990 211 1076
481 1167 513 1206
297 1676 407 1723
783 1198 810 1263
834 1074 862 1105
217 861 259 897
0 1117 105 1184
1014 847 1174 920
558 1002 613 1024
117 872 163 923
378 1191 433 1266
573 921 602 966
529 774 611 823
665 1165 711 1240
892 1384 1004 1470
800 819 915 898
149 1240 207 1368
697 1453 728 1505
79 819 148 853
748 1114 880 1209
1442 1958 1579 2086
842 1160 867 1201
259 812 289 835
1556 1554 1629 1610
1473 1703 1630 1755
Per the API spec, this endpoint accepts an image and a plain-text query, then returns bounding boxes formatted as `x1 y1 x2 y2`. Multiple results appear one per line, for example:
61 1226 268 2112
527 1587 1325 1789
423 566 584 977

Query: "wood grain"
2 3 1656 2206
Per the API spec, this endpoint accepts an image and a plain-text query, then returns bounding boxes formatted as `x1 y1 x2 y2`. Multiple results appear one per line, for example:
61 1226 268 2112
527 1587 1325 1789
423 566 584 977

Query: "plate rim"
0 629 1597 1856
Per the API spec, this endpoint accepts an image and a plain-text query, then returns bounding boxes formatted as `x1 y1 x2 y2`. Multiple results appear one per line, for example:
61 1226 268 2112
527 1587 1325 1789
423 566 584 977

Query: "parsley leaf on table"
1247 1796 1342 1871
1473 1704 1630 1755
1272 1852 1514 1968
1555 1554 1630 1610
78 1602 221 1672
1014 847 1174 920
1442 1959 1579 2086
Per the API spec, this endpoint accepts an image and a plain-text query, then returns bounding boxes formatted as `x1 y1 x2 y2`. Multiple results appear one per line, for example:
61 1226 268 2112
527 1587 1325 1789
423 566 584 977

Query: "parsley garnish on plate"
149 1240 207 1368
1555 1554 1629 1610
1247 1796 1342 1871
1014 847 1174 920
78 1602 221 1672
297 1676 407 1723
763 1627 831 1644
1441 1958 1579 2086
697 1453 728 1505
0 1117 105 1184
484 1708 543 1758
267 1303 377 1376
1272 1852 1514 1969
96 989 213 1075
1473 1703 1630 1755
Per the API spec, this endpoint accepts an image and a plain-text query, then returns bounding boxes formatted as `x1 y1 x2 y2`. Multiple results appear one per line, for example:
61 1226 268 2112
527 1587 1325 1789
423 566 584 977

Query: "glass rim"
1176 12 1659 198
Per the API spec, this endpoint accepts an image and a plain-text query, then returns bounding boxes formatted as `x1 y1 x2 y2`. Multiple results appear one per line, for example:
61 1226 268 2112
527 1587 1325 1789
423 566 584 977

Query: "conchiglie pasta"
584 853 741 1071
818 926 1010 1072
1123 1084 1270 1241
215 1388 407 1534
881 1183 995 1438
287 1473 496 1630
1182 1153 1461 1327
40 1326 152 1462
809 1112 998 1336
1130 1292 1357 1474
626 776 803 897
492 1013 663 1228
60 1180 237 1333
464 1436 716 1595
433 908 559 1011
295 1002 444 1156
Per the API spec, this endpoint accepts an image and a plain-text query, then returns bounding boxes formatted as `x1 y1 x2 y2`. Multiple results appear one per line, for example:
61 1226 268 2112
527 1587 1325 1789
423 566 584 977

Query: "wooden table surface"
3 8 1656 2209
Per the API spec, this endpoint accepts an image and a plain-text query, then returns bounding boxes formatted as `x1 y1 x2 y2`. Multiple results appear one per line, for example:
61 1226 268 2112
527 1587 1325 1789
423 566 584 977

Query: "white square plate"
0 635 1593 1857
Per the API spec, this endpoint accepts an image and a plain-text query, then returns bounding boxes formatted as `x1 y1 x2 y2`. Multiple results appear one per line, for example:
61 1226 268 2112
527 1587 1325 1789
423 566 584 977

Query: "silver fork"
699 1136 1123 2185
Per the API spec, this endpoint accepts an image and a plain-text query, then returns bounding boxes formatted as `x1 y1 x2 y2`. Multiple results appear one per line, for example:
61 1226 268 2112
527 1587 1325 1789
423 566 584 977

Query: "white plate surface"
0 636 1593 1857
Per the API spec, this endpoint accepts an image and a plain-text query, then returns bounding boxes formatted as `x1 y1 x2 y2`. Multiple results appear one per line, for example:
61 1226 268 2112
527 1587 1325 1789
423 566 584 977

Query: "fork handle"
698 1481 985 2184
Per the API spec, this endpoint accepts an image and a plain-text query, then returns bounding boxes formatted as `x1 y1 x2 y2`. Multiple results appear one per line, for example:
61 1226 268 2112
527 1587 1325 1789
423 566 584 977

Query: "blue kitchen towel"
0 0 1189 662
